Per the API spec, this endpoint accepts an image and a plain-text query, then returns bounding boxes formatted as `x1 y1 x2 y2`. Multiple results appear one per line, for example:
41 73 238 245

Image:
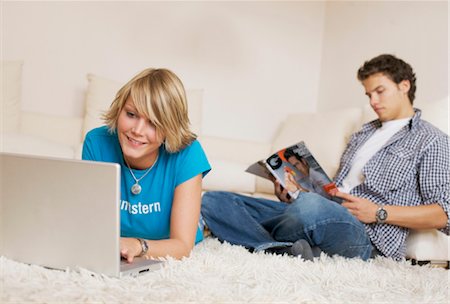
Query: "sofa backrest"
269 107 364 179
1 62 204 159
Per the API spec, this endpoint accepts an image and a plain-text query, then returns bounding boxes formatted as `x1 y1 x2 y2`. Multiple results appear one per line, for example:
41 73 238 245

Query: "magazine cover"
246 141 342 203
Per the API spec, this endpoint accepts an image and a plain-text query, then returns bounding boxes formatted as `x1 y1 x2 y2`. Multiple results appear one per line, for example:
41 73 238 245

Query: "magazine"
246 141 342 203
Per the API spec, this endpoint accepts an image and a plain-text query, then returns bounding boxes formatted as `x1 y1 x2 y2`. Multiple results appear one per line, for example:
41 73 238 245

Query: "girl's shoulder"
168 139 205 159
160 139 208 167
85 126 111 138
159 139 210 183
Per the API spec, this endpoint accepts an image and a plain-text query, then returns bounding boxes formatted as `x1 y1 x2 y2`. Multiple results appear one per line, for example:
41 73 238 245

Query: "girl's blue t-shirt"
82 126 211 244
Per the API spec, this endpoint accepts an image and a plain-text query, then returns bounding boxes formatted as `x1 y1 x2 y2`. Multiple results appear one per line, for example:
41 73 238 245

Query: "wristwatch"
137 238 149 257
375 205 388 224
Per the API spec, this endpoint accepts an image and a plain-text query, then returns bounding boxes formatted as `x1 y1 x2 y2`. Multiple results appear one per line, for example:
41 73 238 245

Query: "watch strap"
137 238 149 256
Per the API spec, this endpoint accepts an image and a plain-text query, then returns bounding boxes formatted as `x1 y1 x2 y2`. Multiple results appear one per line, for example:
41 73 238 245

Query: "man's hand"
334 191 378 224
274 180 293 204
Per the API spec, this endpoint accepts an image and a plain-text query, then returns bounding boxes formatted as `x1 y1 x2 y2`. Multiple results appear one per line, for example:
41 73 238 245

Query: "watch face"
377 208 388 221
139 239 148 254
142 240 149 253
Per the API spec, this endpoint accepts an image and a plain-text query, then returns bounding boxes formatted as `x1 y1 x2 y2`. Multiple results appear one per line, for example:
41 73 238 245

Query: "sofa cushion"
202 158 256 193
406 229 450 260
82 74 203 140
1 61 23 133
82 74 121 139
416 97 448 135
199 135 273 194
362 97 449 135
1 132 75 159
199 135 271 165
20 111 83 148
271 107 363 178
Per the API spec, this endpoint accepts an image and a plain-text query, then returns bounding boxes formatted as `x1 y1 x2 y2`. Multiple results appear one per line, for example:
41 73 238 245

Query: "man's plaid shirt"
334 109 450 260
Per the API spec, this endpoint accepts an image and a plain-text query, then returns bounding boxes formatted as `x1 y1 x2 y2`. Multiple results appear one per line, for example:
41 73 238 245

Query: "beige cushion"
271 107 363 178
406 229 449 260
82 74 203 140
416 97 449 135
1 132 75 159
362 97 449 135
199 135 271 165
202 158 256 193
199 135 272 194
82 74 121 139
1 61 23 133
20 111 83 148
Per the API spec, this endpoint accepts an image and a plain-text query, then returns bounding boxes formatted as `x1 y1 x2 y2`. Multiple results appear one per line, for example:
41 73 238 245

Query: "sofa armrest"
20 111 83 148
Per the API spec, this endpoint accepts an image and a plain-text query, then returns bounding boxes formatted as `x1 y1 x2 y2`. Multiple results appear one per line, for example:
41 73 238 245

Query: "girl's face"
117 97 164 169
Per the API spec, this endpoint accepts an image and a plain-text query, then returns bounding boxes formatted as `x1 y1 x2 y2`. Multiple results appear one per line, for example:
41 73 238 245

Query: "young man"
201 54 450 261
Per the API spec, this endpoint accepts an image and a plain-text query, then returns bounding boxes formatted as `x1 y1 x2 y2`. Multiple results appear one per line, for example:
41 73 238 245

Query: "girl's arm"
120 174 203 261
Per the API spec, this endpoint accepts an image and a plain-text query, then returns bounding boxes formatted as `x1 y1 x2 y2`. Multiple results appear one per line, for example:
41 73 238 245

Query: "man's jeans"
201 191 373 260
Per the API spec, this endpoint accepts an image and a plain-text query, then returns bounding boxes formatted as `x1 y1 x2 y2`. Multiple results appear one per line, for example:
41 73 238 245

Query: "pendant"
131 183 142 195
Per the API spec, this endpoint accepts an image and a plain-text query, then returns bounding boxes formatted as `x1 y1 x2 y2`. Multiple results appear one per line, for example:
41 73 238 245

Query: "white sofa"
1 61 449 264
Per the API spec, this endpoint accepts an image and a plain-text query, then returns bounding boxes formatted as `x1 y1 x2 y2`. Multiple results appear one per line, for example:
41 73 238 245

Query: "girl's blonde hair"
103 68 196 153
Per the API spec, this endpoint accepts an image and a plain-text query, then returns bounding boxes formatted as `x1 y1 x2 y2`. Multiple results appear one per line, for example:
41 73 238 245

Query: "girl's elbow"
174 240 194 260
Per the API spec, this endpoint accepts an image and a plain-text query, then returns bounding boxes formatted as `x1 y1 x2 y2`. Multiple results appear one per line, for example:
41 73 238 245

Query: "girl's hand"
120 237 142 263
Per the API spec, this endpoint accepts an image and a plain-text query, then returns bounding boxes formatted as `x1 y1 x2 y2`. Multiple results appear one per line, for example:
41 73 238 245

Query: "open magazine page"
245 160 272 180
247 141 342 204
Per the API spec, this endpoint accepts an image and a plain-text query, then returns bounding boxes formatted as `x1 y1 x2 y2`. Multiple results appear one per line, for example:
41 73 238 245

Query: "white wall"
2 1 325 143
318 1 448 111
3 1 447 143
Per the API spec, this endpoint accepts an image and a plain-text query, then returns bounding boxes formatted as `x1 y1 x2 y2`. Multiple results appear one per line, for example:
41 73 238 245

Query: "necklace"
125 155 159 195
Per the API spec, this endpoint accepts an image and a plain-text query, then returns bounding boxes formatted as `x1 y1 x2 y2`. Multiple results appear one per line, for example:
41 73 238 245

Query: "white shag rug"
1 238 448 304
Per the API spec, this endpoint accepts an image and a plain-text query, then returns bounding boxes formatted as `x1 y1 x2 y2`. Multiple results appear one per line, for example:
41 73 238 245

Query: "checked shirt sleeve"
418 134 450 234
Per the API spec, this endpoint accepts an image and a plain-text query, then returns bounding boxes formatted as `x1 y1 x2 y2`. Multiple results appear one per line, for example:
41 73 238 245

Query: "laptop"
0 152 163 277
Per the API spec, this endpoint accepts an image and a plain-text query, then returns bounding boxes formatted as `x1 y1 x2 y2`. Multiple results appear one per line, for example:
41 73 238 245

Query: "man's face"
362 72 414 122
287 156 309 177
